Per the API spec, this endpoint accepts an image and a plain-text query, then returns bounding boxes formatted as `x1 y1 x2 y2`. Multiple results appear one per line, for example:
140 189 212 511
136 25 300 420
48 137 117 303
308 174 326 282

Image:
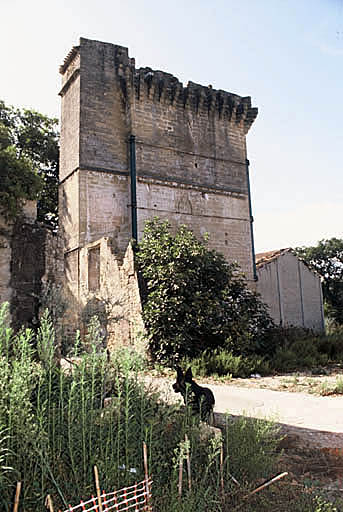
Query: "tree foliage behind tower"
296 238 343 326
136 219 274 363
0 100 59 229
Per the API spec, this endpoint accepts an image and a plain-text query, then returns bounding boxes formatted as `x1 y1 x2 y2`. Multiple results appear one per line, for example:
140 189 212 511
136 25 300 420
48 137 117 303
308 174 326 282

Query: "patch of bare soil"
215 412 343 508
277 426 343 505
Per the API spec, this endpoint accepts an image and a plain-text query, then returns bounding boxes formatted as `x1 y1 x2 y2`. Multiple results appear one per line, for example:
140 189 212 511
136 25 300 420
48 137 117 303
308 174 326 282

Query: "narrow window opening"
88 245 100 292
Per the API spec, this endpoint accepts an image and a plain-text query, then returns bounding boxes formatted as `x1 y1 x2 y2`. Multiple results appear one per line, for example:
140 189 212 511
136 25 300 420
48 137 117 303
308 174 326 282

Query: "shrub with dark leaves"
136 219 275 363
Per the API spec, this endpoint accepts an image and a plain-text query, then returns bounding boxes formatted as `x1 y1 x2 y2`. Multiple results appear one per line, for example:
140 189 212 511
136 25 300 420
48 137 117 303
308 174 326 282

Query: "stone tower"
59 37 258 343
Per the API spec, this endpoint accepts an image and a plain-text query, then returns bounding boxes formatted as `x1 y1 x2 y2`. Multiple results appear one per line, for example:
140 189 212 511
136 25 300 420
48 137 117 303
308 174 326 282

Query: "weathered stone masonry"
0 202 63 330
59 37 258 343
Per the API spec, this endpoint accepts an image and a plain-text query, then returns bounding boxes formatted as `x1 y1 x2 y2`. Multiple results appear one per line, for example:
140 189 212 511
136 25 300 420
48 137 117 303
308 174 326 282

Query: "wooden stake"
13 481 21 512
233 472 288 511
185 434 191 492
220 444 224 499
94 465 104 512
178 455 183 500
242 472 288 499
143 442 151 511
143 441 149 482
46 494 54 512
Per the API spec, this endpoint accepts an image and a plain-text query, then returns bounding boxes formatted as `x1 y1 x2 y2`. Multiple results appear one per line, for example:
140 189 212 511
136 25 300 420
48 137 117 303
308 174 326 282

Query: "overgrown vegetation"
136 219 343 381
0 302 277 511
0 100 59 229
183 327 343 379
318 376 343 396
137 218 275 364
184 348 271 378
1 302 340 511
267 327 343 373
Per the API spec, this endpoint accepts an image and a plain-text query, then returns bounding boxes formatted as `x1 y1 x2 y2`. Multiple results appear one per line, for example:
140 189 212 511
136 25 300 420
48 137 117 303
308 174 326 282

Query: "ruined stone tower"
59 37 258 344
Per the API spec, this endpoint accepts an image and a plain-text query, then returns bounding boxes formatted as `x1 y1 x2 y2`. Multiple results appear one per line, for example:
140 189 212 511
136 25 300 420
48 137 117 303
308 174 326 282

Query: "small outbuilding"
256 248 325 331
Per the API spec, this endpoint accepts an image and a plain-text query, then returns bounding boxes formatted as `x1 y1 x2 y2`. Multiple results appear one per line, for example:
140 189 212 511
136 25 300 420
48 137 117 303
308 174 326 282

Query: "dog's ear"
176 366 183 379
185 367 193 382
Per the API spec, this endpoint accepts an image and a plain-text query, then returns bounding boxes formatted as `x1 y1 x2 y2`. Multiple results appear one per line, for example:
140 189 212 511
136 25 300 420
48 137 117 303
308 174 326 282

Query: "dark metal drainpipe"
129 135 138 241
246 158 258 281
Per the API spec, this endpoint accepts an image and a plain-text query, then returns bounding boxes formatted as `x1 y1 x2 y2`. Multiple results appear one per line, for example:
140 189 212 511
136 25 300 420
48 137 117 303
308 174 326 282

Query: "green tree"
0 100 59 229
0 125 42 220
296 238 343 325
136 218 274 363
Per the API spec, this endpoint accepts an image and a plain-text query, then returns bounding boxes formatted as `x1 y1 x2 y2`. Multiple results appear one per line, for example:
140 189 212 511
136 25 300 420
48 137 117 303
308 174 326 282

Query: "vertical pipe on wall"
276 259 284 326
129 135 138 241
319 277 325 332
246 159 258 281
297 260 305 328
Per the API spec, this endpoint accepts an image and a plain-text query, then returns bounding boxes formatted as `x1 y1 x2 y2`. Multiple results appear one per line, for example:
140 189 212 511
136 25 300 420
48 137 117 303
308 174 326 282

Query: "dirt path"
210 383 343 434
144 374 343 436
145 372 343 495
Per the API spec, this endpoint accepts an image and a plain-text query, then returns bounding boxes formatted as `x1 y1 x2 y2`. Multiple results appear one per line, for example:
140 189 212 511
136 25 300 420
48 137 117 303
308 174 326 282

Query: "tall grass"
0 302 339 511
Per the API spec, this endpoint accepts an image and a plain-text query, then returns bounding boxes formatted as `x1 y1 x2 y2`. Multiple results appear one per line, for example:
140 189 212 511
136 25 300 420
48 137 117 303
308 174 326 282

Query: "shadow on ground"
215 411 343 487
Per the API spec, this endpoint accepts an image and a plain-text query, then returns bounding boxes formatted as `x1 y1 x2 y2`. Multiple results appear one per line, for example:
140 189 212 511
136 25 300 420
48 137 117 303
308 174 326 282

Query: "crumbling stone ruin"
0 201 63 330
58 37 258 348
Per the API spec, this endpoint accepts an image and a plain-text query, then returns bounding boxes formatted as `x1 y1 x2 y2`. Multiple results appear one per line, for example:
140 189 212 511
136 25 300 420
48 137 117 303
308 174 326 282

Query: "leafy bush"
266 326 343 372
317 329 343 360
270 338 328 372
184 349 270 378
136 218 274 363
224 416 279 482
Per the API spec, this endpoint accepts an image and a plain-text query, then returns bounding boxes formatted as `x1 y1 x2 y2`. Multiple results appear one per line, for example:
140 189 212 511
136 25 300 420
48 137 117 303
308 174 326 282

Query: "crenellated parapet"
59 40 257 135
59 45 80 75
131 70 257 133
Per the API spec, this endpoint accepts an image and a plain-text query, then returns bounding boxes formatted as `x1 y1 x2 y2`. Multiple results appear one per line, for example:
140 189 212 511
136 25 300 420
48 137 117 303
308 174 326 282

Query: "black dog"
172 366 215 423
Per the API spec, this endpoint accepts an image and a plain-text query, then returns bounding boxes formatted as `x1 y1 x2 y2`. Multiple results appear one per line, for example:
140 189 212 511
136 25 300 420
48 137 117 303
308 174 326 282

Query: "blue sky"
1 0 342 252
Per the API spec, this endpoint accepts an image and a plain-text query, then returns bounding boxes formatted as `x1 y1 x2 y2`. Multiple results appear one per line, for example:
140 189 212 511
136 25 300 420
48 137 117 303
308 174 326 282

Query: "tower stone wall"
59 37 258 343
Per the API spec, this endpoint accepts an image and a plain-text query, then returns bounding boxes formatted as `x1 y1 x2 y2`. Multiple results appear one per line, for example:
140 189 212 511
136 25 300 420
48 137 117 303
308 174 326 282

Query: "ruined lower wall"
10 221 47 329
0 202 63 330
78 238 144 350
